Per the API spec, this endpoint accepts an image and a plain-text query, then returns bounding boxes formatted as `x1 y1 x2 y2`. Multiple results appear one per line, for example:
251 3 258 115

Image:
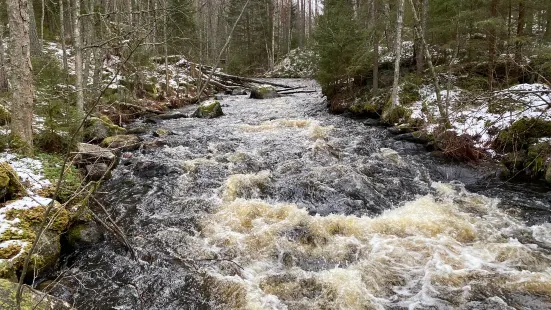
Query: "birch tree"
6 0 35 155
390 0 405 108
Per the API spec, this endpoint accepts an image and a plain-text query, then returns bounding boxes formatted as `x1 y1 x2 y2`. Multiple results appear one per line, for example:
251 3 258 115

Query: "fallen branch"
278 90 317 95
276 86 304 92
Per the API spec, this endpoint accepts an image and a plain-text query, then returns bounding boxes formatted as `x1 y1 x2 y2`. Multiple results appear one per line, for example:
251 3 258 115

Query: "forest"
0 0 551 309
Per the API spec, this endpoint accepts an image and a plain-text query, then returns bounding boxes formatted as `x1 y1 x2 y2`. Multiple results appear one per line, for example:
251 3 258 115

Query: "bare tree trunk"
27 0 43 56
515 0 525 63
59 0 69 73
415 0 427 73
0 26 9 92
6 0 35 156
73 0 85 119
409 0 447 123
545 0 551 41
372 0 379 93
164 0 170 94
390 0 405 107
489 0 499 90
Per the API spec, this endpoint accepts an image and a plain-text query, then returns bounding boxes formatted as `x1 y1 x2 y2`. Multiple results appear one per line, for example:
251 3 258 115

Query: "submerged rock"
101 135 141 151
250 85 281 99
0 278 74 309
192 100 224 118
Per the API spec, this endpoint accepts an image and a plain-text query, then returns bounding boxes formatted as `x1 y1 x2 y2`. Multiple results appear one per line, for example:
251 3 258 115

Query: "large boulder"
192 100 224 119
100 135 141 152
83 115 126 142
73 143 117 168
250 85 281 99
66 222 103 249
0 162 25 200
0 278 74 309
85 163 111 181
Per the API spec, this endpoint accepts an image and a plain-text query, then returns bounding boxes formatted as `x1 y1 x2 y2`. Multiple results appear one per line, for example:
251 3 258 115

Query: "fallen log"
276 86 305 92
278 90 318 95
208 71 293 88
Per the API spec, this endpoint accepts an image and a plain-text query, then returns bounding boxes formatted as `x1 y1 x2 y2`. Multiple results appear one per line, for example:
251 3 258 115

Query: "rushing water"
50 79 551 309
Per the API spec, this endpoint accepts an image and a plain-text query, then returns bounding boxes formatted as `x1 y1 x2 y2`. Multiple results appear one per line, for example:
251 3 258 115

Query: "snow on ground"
1 153 54 263
266 48 318 78
409 83 551 150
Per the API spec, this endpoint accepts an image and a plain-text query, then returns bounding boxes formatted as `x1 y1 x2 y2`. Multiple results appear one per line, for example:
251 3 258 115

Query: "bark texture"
7 0 35 155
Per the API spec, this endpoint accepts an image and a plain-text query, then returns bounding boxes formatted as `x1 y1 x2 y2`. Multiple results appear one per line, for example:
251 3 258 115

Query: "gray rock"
232 88 247 95
74 143 116 168
250 85 281 99
84 116 126 142
0 278 74 309
66 223 103 248
85 163 111 181
100 135 141 151
192 100 224 118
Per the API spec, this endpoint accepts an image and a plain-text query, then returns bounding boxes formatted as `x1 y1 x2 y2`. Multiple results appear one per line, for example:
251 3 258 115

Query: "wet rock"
85 163 111 181
141 139 169 150
153 128 172 137
133 160 175 178
66 223 103 248
127 126 150 135
84 115 126 142
192 100 224 118
388 124 415 134
232 88 247 95
250 85 281 99
0 278 74 309
74 143 116 168
363 118 381 127
145 112 188 123
378 148 403 165
101 135 141 151
393 131 430 144
0 162 25 200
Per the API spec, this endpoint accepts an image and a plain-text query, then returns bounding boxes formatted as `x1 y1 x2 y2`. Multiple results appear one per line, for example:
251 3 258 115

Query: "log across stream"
50 79 551 309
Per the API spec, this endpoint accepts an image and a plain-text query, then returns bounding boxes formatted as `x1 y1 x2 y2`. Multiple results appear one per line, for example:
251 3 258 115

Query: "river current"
51 79 551 309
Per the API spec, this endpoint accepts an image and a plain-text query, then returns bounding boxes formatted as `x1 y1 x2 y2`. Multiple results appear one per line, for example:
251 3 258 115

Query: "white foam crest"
196 183 551 309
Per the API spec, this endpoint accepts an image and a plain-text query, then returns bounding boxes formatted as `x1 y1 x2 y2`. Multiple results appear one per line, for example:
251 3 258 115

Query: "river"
50 79 551 309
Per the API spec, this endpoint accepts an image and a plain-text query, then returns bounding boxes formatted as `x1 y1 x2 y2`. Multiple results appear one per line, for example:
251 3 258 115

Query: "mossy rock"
0 162 25 201
66 223 103 248
349 101 380 117
5 201 69 233
0 105 11 126
250 85 281 99
192 100 224 119
0 278 74 309
381 104 411 125
84 116 126 142
526 142 551 174
100 134 140 151
546 164 551 183
494 118 551 152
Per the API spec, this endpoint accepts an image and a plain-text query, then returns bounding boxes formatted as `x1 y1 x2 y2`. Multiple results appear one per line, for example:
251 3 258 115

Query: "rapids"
50 79 551 309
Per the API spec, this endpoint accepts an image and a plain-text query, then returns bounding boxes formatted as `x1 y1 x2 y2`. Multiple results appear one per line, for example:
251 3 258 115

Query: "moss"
349 101 380 115
526 142 551 174
0 278 66 309
0 162 25 200
0 105 11 126
0 244 22 259
381 104 411 124
5 202 69 232
494 118 551 151
193 101 224 118
36 153 82 204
